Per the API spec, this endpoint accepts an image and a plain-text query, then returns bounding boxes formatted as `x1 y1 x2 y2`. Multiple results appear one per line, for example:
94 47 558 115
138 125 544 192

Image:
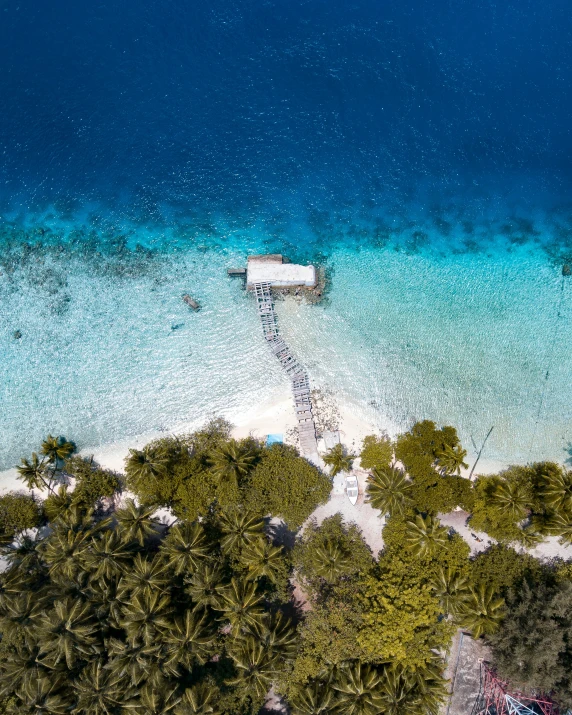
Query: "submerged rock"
13 330 22 340
562 264 571 277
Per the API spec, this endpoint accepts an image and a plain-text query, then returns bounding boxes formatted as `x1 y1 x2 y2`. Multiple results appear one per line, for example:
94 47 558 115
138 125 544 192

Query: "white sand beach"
2 390 571 562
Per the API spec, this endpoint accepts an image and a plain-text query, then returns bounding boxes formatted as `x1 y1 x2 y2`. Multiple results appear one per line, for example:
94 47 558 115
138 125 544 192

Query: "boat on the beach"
345 475 359 505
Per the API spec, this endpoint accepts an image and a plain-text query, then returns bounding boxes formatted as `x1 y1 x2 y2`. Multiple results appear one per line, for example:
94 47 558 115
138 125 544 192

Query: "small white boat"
345 475 359 505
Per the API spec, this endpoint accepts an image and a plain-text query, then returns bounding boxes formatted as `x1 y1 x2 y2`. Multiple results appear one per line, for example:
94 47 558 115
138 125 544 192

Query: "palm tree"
539 468 572 514
490 481 529 521
332 662 385 715
161 521 210 575
36 598 101 669
3 533 43 571
208 439 257 488
174 683 220 715
406 661 448 715
117 553 169 600
0 590 46 643
115 499 159 546
71 660 133 714
43 484 74 520
376 665 417 715
218 509 265 553
365 466 412 516
542 511 572 545
16 436 73 495
125 446 171 484
435 444 468 476
119 591 172 645
323 444 354 477
185 563 224 611
42 524 93 580
106 637 162 687
429 566 470 616
1 647 47 696
239 536 284 583
216 578 266 632
16 451 60 493
404 515 448 558
88 579 125 628
41 434 75 464
244 612 298 662
164 610 214 671
16 675 72 715
226 636 281 699
310 539 352 582
82 529 133 583
517 525 544 548
458 583 505 638
134 682 181 714
289 681 334 714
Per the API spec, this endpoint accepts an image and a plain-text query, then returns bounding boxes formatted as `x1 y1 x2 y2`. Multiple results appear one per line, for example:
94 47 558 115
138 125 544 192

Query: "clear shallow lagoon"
1 0 572 468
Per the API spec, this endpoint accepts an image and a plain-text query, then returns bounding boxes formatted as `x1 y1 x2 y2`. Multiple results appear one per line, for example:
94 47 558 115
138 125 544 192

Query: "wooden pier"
252 282 319 459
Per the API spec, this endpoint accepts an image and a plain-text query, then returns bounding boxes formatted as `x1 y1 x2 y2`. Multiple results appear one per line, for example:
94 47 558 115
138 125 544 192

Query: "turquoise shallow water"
1 208 571 470
2 0 572 470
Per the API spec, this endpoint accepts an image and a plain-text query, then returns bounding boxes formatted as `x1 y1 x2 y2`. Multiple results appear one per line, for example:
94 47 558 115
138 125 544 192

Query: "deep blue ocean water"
1 0 572 469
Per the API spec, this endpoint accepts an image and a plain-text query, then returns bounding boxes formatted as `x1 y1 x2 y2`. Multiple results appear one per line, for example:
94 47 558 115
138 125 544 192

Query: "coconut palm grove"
0 419 571 713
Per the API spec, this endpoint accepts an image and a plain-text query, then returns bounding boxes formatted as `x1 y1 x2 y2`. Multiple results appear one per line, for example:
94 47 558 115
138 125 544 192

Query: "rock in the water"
562 264 571 277
13 330 22 340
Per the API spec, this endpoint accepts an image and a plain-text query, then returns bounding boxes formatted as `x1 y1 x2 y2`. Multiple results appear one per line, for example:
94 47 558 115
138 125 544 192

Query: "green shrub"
244 444 331 529
293 514 374 593
174 469 240 522
469 467 536 544
469 544 543 595
395 421 471 514
360 434 393 471
288 599 365 687
395 420 461 479
489 579 572 709
125 419 233 510
0 492 42 540
65 456 120 509
357 559 454 668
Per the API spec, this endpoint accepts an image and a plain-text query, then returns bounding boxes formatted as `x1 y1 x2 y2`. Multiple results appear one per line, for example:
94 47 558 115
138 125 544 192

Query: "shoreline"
0 388 518 496
2 393 570 562
0 389 390 489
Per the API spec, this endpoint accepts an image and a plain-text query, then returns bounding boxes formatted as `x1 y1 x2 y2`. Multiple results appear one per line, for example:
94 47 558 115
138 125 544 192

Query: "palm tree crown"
125 446 171 483
404 515 449 558
490 480 529 521
539 467 572 515
323 444 354 477
207 439 257 488
435 443 468 476
115 499 159 546
366 465 412 516
218 510 265 554
458 582 505 638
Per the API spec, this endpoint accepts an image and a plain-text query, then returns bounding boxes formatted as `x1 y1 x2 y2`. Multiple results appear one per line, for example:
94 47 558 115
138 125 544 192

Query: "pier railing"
252 282 319 458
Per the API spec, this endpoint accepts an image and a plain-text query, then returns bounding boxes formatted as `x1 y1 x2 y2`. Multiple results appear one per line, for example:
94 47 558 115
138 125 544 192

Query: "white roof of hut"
246 254 316 288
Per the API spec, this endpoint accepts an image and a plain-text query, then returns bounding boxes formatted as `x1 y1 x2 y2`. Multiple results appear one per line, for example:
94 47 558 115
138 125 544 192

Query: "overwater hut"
246 254 316 289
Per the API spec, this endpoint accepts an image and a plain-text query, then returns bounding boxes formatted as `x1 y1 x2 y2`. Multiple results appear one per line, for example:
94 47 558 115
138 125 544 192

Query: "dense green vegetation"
0 502 295 714
2 420 572 712
364 419 572 547
124 420 331 530
0 492 42 544
489 578 572 705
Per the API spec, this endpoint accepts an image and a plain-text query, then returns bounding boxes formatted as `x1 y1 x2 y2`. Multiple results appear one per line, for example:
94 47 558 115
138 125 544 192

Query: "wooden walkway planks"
252 282 319 458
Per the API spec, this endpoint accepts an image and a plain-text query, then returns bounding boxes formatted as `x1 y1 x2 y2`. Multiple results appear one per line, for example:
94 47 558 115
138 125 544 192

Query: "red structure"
471 662 560 715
